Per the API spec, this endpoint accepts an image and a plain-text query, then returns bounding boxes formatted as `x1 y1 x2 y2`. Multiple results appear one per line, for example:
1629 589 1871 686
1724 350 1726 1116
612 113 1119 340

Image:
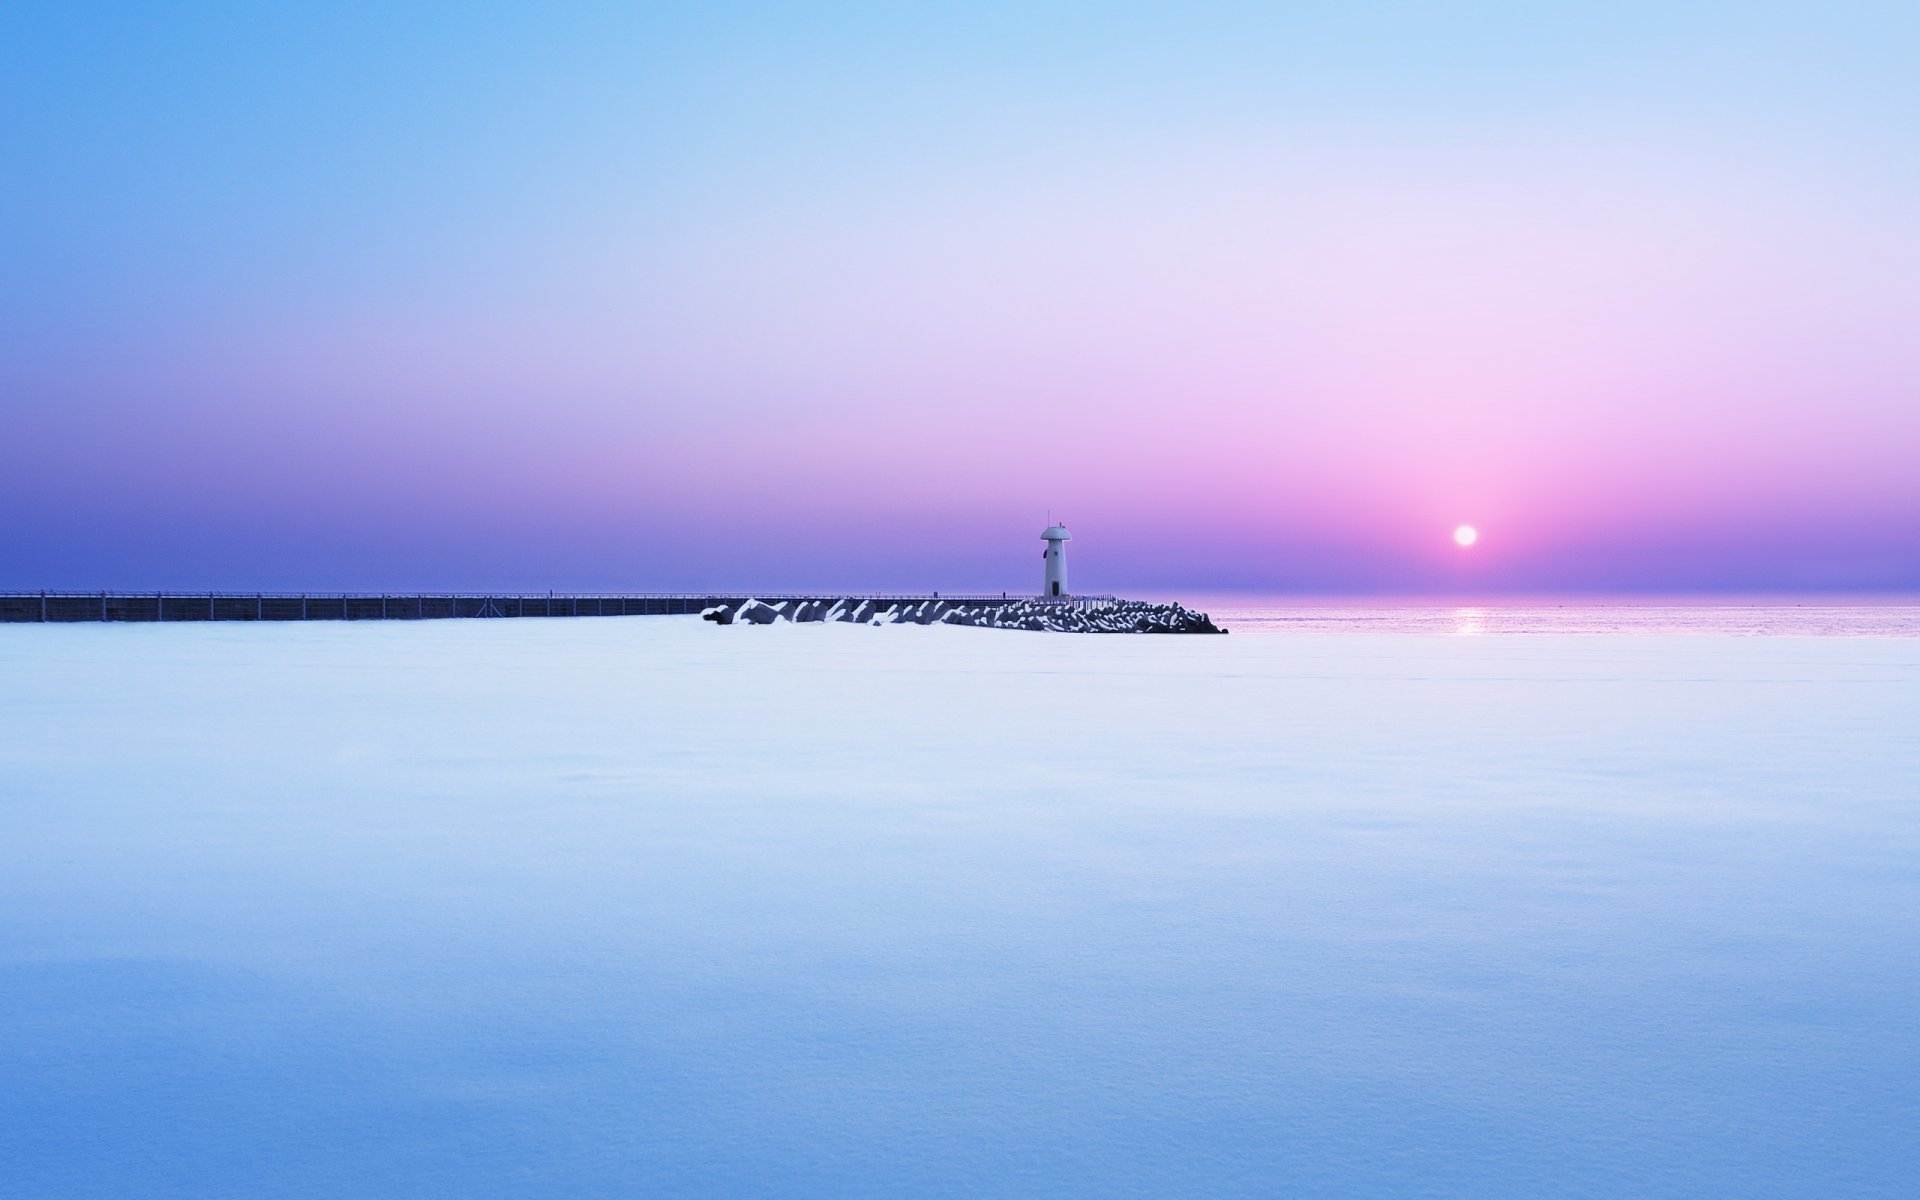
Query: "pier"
0 592 1112 624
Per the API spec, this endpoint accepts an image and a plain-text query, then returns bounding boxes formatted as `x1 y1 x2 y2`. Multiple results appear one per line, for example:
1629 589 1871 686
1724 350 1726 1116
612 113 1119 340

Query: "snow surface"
3 617 1918 1198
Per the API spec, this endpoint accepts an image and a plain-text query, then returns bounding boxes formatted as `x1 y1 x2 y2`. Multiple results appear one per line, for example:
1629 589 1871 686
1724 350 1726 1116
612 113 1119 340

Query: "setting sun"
1454 524 1478 547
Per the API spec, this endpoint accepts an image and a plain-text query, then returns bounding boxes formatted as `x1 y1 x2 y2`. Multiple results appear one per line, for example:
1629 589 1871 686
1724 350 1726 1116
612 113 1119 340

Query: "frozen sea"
3 602 1918 1198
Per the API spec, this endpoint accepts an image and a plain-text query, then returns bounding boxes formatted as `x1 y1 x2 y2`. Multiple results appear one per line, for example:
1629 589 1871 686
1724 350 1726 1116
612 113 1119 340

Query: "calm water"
3 617 1917 1198
1174 596 1920 637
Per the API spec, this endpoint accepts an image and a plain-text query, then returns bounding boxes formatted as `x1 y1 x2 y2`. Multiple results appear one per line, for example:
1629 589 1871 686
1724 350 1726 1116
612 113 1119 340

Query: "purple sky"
4 4 1916 594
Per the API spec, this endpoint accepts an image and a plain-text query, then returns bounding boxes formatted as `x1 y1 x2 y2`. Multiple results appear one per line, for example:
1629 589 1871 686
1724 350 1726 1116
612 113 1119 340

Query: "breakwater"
0 592 1063 624
706 597 1225 633
0 591 1223 633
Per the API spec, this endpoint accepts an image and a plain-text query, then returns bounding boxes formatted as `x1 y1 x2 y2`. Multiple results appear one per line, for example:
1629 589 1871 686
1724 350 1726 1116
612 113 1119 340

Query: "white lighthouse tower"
1041 523 1071 598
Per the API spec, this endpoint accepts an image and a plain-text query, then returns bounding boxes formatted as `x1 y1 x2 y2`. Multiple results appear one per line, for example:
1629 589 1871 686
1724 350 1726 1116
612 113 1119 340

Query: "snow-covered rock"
702 598 1225 634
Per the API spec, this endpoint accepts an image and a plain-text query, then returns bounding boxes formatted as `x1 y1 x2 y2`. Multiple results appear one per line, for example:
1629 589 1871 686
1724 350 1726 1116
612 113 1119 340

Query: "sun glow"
1454 524 1478 547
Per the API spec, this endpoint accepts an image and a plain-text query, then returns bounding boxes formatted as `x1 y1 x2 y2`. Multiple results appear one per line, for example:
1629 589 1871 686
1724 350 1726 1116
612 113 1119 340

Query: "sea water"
1180 594 1920 637
2 609 1916 1198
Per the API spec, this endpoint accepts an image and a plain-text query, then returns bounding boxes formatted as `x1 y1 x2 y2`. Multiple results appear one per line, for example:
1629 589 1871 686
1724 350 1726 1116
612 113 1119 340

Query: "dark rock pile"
701 598 1225 634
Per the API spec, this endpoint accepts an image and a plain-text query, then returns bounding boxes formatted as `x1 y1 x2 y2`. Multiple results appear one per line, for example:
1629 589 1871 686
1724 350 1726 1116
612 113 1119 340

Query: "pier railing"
0 591 1120 623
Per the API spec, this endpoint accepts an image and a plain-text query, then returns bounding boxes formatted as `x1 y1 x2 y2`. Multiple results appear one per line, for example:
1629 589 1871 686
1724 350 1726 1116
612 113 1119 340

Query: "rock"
736 599 780 624
706 596 1226 633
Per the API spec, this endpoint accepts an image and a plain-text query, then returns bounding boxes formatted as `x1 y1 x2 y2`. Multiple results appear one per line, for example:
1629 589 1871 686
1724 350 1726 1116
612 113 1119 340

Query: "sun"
1453 524 1478 547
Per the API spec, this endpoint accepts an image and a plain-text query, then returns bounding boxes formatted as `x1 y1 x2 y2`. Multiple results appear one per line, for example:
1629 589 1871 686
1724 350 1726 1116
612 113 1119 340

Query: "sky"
3 2 1916 594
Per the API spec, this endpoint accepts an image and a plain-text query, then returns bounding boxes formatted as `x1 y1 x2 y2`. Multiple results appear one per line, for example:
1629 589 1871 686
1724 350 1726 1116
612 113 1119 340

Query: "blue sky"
4 2 1916 592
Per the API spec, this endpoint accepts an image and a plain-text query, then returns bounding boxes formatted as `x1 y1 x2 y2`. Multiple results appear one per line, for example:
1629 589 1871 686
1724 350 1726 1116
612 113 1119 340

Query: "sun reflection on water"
1453 608 1487 636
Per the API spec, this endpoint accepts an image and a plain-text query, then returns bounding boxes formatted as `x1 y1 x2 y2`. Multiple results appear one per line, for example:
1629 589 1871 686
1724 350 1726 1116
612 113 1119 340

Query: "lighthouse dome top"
1041 524 1072 541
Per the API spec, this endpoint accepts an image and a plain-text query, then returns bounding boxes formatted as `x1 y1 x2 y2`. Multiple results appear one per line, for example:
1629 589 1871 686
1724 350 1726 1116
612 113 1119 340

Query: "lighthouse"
1041 523 1071 598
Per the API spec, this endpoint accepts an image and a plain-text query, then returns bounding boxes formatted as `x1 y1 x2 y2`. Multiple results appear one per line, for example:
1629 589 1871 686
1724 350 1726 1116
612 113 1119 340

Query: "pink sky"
5 6 1916 592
